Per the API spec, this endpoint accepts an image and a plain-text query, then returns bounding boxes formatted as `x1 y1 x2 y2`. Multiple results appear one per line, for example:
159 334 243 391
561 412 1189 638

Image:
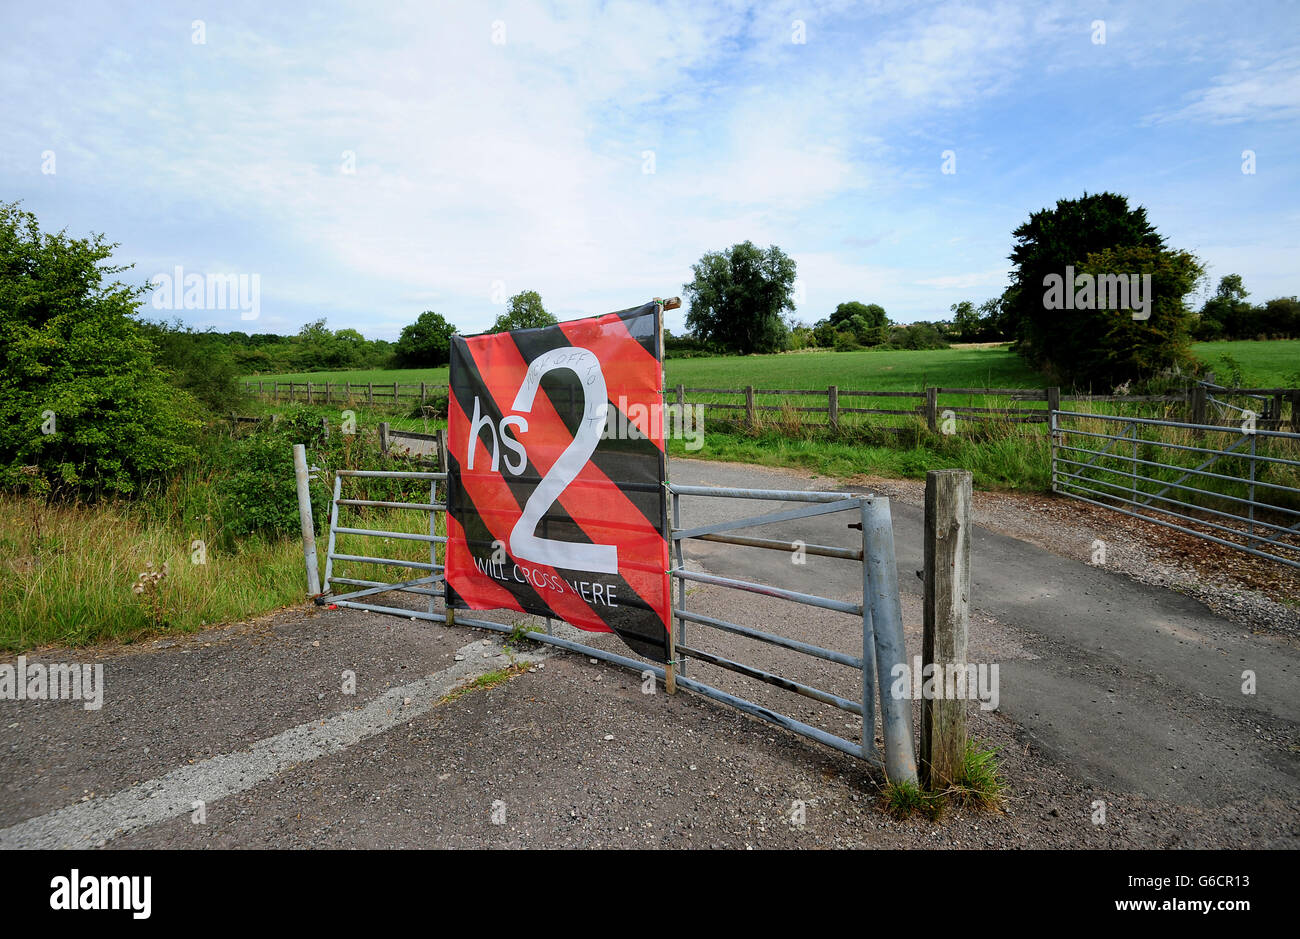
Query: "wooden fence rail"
240 380 1300 432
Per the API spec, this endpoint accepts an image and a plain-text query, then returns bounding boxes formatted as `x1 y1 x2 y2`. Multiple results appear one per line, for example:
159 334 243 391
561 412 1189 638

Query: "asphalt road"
669 461 1300 809
1 458 1295 848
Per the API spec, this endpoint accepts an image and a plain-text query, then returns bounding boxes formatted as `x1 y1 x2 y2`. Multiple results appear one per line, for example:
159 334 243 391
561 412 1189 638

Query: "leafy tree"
683 241 796 354
137 318 242 412
0 201 201 495
1067 245 1203 389
810 320 838 347
1001 191 1165 376
830 301 887 331
950 301 981 339
491 290 557 332
1197 274 1250 339
395 310 458 366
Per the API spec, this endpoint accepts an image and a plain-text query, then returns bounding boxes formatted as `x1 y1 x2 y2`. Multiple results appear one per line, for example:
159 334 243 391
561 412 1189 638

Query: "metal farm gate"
1051 410 1300 568
317 468 918 783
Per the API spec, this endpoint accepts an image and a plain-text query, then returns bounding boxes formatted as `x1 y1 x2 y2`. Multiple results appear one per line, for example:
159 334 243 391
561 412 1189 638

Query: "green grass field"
248 339 1300 391
238 339 1299 500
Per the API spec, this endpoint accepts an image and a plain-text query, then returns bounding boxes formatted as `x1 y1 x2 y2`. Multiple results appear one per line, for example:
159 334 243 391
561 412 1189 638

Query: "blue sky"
2 0 1297 339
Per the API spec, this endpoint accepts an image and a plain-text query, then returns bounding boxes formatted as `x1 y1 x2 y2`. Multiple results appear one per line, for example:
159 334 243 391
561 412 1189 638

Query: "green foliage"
1000 191 1201 388
884 322 950 350
950 300 981 339
833 331 864 351
1194 274 1300 341
830 300 887 331
1068 244 1202 390
683 241 796 354
948 739 1006 809
491 290 557 332
0 201 203 496
881 779 942 820
138 318 243 412
218 427 325 539
395 310 458 367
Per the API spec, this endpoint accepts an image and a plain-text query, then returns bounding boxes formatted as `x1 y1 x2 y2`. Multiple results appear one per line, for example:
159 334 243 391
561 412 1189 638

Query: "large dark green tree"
1071 245 1203 388
491 290 557 332
0 202 201 495
394 310 458 366
683 241 796 354
829 301 887 331
1001 191 1197 387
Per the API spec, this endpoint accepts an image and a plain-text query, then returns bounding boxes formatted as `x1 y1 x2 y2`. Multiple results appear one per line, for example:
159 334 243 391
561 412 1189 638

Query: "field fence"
239 379 1300 436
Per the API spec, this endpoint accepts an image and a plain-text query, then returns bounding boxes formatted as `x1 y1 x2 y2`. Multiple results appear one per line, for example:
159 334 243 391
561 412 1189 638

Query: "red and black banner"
445 302 671 662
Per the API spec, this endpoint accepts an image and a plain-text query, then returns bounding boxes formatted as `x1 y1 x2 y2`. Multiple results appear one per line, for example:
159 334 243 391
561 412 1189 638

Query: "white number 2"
508 347 618 575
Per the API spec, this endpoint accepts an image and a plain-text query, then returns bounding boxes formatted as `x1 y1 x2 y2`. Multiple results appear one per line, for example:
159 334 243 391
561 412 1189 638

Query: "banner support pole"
656 298 679 694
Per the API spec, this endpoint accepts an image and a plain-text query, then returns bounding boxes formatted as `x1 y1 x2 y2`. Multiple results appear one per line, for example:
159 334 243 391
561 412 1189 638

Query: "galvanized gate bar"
670 567 863 615
862 496 919 784
667 484 858 502
1056 444 1300 496
330 574 441 603
327 553 441 571
331 526 448 543
1051 474 1300 549
1053 458 1300 525
1053 408 1300 569
674 643 864 714
1053 425 1300 468
336 469 447 479
1054 487 1300 568
336 498 446 511
674 609 863 668
671 498 865 542
1054 409 1298 439
687 531 863 560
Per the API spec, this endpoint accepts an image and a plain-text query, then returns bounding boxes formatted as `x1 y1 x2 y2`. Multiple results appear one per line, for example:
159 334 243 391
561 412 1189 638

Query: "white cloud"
1149 51 1300 125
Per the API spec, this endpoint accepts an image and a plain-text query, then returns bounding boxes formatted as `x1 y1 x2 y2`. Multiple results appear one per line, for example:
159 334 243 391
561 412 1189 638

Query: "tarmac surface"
2 459 1296 848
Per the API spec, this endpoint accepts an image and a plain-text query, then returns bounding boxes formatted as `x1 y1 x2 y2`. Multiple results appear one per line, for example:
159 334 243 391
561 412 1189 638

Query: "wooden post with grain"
921 469 972 791
925 387 938 433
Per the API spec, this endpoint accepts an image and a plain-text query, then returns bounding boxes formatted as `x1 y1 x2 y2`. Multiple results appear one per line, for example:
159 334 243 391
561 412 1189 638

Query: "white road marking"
0 639 545 849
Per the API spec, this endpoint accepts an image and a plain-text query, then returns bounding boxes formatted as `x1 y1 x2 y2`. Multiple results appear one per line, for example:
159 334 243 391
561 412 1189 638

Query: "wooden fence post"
1047 386 1060 437
368 382 374 405
307 381 313 404
379 422 390 455
828 385 839 431
1291 391 1300 434
393 382 399 408
745 385 755 424
925 387 938 433
421 381 427 406
921 469 972 791
436 428 449 474
1190 384 1207 434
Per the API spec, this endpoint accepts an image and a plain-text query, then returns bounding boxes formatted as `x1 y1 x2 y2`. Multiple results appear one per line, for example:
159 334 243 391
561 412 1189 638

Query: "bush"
0 202 203 497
